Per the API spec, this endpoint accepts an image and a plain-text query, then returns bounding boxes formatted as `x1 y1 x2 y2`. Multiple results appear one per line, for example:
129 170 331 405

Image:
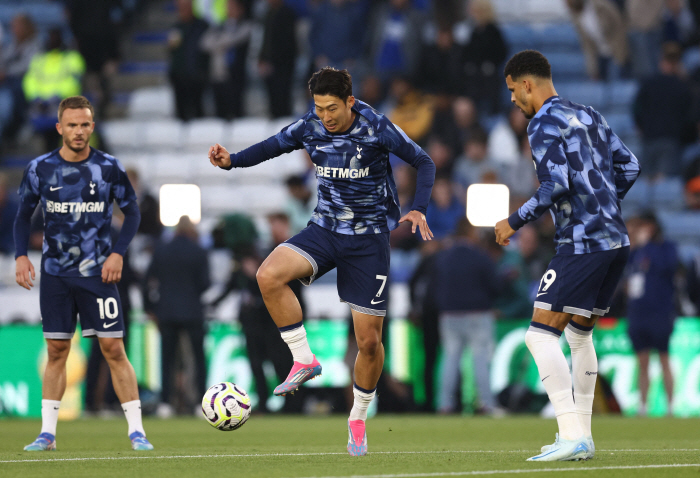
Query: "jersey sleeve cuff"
508 210 527 231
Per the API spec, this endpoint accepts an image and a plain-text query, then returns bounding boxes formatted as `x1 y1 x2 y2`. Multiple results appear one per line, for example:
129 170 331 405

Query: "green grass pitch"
0 415 698 477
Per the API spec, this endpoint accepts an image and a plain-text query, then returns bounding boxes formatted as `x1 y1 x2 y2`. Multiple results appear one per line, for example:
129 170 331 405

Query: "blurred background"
0 0 699 422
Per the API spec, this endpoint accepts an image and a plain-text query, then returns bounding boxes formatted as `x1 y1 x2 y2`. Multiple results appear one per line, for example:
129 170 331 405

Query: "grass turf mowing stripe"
2 449 699 464
296 464 700 478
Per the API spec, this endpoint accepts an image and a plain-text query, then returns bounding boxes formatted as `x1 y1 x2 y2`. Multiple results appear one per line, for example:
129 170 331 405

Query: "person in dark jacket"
429 218 501 414
168 0 210 121
625 212 678 416
258 0 297 118
145 216 211 416
462 0 507 114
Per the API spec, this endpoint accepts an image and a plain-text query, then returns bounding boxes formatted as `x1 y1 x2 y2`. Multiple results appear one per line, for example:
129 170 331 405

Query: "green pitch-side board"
1 318 699 418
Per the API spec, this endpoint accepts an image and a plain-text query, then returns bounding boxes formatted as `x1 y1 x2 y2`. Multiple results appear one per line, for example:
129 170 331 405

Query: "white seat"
144 120 184 148
102 120 147 150
128 86 175 118
184 118 228 149
200 183 287 215
229 118 270 146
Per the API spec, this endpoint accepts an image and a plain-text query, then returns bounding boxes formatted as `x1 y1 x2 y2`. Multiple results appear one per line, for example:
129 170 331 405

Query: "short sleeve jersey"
514 96 639 254
17 147 137 277
270 100 432 235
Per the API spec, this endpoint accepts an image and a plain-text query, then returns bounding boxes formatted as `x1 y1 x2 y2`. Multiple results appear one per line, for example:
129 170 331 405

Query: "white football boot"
527 436 589 461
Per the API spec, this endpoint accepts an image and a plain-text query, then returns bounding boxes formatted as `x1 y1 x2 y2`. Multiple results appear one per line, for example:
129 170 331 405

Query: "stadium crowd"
1 0 700 416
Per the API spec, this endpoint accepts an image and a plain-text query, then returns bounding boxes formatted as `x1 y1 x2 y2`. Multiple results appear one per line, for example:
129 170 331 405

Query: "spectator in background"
65 0 121 117
0 172 18 254
200 0 254 119
425 175 463 240
212 213 304 413
145 216 210 417
485 237 532 319
463 0 507 114
386 76 435 145
500 135 539 200
415 26 466 96
168 0 209 121
126 168 163 243
0 14 41 145
625 212 678 416
452 126 498 199
663 0 696 45
367 0 424 83
566 0 628 81
23 28 85 151
308 0 369 75
408 239 442 410
284 175 316 234
516 224 551 298
634 42 693 180
259 0 297 118
424 135 455 175
430 218 500 414
626 0 665 79
487 106 529 166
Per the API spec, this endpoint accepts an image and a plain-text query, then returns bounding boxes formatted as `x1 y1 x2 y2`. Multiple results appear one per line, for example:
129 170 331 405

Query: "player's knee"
100 339 126 362
46 340 70 362
357 335 381 357
256 263 280 293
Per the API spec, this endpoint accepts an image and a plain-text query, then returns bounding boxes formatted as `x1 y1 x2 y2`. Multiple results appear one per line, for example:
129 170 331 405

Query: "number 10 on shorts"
96 297 119 319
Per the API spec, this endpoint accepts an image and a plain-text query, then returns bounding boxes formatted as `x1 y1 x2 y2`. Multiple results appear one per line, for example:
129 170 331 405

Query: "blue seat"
651 178 685 210
657 211 700 241
547 52 588 79
603 113 636 136
539 24 581 52
502 24 539 50
609 81 638 107
556 82 607 109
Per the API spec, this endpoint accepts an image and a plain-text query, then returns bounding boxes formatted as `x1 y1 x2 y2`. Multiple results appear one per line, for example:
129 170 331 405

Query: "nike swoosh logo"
541 375 550 382
316 145 332 151
104 322 118 329
536 292 547 297
370 298 385 305
50 186 62 191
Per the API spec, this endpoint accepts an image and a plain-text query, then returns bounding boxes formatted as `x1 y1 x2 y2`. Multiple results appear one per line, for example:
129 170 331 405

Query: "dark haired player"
209 67 435 456
495 50 640 461
14 96 153 451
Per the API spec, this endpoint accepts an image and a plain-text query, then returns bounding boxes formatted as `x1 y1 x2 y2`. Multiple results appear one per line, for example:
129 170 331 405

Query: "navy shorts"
534 247 630 318
628 318 674 353
40 273 125 339
280 223 390 317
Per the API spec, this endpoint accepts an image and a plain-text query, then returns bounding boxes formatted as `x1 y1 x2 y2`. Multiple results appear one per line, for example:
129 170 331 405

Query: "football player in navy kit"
14 96 153 451
208 67 435 455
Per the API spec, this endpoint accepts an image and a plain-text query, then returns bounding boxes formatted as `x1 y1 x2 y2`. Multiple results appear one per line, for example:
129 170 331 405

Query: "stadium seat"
200 183 287 215
556 81 607 110
603 113 636 137
546 52 588 79
128 86 175 119
502 24 539 50
184 118 228 149
102 120 148 150
609 81 638 108
657 211 700 241
229 118 270 148
540 23 580 51
144 120 184 148
651 178 685 211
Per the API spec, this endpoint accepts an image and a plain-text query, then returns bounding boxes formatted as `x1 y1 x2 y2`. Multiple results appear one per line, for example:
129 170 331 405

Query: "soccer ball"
201 382 252 431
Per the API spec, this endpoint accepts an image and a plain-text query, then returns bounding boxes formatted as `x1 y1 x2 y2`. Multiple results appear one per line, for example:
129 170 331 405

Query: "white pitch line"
294 464 700 478
0 449 698 465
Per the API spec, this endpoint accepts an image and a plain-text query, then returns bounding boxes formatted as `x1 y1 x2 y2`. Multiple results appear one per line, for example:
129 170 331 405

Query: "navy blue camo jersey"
231 100 435 235
16 148 137 277
508 96 641 254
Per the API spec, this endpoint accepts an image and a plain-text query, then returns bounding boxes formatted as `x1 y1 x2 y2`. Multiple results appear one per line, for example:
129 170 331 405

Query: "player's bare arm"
209 143 232 169
101 253 123 284
399 210 433 241
494 218 516 246
15 255 36 290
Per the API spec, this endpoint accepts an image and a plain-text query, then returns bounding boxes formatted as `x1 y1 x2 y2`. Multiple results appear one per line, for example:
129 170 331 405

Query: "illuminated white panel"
466 184 510 227
159 184 201 227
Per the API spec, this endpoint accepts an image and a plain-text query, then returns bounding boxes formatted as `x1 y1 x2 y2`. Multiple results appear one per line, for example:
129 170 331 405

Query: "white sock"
349 384 376 422
565 323 597 437
40 399 60 436
525 325 584 441
122 400 145 436
279 322 314 364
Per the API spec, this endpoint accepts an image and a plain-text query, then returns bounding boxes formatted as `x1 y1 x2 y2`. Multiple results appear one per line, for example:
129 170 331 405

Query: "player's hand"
101 253 123 284
15 255 36 290
399 210 434 241
208 143 232 169
495 218 516 246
